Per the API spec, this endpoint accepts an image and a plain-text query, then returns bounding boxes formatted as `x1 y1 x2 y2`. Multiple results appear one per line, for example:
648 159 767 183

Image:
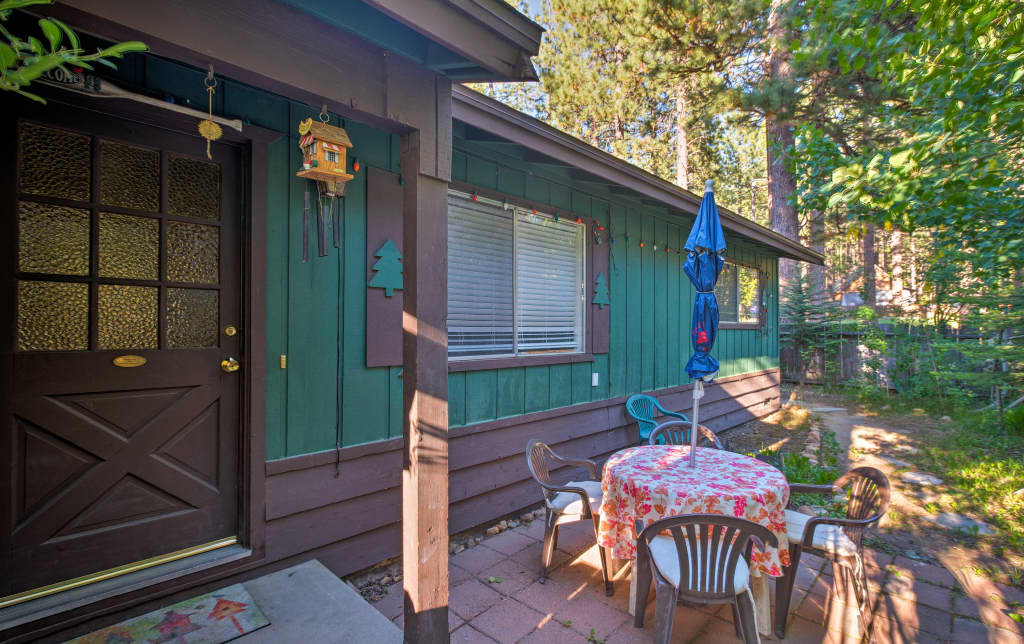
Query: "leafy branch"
0 0 146 103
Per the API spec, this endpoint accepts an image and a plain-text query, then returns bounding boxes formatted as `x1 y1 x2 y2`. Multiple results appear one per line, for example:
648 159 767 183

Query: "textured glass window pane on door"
99 213 159 280
168 156 220 220
18 122 91 200
167 222 219 284
167 288 219 348
99 141 160 211
17 280 88 351
18 201 90 275
97 285 158 349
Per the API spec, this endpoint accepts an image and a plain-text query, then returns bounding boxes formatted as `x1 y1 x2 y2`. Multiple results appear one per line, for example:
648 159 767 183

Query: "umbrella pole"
689 380 703 468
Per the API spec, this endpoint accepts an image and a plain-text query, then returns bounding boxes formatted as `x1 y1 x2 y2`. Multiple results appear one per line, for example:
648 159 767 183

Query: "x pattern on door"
12 384 221 548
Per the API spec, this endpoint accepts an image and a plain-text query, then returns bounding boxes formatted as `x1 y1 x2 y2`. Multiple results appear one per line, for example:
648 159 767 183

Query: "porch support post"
400 122 450 639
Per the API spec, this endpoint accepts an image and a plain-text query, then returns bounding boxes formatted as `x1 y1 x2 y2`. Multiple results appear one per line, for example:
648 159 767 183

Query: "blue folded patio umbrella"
681 179 726 467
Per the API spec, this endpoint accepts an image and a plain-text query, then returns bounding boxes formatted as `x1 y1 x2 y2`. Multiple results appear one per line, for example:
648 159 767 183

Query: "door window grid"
14 121 222 352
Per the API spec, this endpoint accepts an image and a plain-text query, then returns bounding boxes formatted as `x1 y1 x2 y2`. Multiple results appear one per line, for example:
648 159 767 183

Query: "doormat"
66 583 269 644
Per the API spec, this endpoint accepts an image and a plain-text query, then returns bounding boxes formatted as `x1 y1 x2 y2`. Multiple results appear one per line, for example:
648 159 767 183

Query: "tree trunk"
766 0 799 294
675 83 689 190
863 224 877 307
891 229 904 305
807 209 826 298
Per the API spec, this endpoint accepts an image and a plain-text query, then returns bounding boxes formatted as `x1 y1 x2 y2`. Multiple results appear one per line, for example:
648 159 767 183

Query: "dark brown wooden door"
0 102 242 597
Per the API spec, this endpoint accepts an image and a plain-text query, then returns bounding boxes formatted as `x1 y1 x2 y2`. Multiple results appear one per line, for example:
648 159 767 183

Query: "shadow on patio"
368 514 1023 642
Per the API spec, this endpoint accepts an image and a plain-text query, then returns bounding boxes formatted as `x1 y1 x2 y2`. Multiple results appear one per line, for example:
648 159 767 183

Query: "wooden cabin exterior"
0 1 821 641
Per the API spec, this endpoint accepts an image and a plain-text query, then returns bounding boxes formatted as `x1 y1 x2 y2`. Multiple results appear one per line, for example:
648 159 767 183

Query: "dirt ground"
745 385 1024 590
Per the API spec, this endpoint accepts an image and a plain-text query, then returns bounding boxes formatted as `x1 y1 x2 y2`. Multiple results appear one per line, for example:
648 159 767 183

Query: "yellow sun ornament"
198 68 222 159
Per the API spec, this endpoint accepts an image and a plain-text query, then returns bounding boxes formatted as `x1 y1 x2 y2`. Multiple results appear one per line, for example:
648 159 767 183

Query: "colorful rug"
67 583 269 644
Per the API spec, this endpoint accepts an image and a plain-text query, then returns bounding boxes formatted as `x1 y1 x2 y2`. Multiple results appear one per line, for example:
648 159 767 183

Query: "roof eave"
452 86 824 264
361 0 542 82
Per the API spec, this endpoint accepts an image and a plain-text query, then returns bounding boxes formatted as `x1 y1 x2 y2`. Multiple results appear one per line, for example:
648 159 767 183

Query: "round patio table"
597 445 791 635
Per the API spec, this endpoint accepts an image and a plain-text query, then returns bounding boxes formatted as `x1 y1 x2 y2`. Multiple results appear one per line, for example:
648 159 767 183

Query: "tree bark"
863 223 877 307
766 0 799 293
807 209 826 298
675 83 689 190
891 229 904 304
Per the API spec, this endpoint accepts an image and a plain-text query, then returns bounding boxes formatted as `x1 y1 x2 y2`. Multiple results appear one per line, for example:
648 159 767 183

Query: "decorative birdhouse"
296 116 354 197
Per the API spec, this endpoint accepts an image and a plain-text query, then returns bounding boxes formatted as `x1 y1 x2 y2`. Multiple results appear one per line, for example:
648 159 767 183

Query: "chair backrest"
648 420 724 450
837 466 890 522
637 513 778 601
625 394 659 436
525 439 557 501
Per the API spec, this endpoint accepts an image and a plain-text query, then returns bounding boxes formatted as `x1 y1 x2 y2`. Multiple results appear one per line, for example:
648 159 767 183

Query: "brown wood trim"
448 352 594 372
243 137 269 560
254 367 781 565
719 322 763 330
265 437 403 476
452 86 823 265
365 166 405 368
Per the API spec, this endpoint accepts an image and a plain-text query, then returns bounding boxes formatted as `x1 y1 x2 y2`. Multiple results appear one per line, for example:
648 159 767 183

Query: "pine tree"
369 239 403 297
780 270 841 396
593 272 610 308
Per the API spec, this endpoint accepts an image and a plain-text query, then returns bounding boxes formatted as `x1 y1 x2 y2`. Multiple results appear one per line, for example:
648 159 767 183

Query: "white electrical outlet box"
592 372 599 387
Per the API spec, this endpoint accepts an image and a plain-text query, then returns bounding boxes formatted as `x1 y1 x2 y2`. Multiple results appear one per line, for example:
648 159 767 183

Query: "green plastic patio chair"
625 394 689 444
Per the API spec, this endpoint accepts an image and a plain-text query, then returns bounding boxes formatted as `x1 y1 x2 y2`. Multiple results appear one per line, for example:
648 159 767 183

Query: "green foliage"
790 0 1024 277
780 271 843 387
1005 406 1024 437
0 0 147 102
912 410 1024 549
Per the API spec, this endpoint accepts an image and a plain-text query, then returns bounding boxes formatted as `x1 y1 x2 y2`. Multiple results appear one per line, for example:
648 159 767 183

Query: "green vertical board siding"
285 102 341 456
497 368 525 418
654 218 668 390
265 139 290 460
549 364 572 409
466 370 498 424
524 365 551 413
96 55 800 455
608 205 627 398
625 213 643 394
641 215 655 392
449 372 467 427
443 144 783 429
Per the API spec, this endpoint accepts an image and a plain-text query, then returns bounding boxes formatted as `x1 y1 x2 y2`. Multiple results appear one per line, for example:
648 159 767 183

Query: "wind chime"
296 106 355 260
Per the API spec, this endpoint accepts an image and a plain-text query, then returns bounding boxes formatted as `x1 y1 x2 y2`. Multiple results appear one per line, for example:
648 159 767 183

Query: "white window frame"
447 190 587 362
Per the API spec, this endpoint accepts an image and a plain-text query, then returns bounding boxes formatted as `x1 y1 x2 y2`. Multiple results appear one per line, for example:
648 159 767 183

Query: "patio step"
236 559 401 643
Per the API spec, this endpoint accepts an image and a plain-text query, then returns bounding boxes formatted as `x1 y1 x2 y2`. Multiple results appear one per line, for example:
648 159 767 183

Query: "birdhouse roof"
301 120 352 148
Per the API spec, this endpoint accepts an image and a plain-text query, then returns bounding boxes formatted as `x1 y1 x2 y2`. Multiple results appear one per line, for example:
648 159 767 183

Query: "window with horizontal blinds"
447 191 586 360
448 195 514 357
516 214 583 352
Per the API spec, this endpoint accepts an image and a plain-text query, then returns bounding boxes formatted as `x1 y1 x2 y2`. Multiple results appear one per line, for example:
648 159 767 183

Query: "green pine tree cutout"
369 239 403 296
592 272 610 308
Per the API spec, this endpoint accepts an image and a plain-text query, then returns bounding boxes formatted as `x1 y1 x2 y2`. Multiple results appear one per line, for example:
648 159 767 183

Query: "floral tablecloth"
598 445 790 577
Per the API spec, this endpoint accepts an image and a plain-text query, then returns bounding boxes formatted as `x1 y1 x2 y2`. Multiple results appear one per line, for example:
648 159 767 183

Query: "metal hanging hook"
319 103 329 124
205 64 217 90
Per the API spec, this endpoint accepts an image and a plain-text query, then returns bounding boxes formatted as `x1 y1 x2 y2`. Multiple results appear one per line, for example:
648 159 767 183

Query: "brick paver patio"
370 519 1024 643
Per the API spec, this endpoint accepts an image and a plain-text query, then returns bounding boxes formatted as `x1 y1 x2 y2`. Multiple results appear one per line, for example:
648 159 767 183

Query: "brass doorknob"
220 357 240 373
